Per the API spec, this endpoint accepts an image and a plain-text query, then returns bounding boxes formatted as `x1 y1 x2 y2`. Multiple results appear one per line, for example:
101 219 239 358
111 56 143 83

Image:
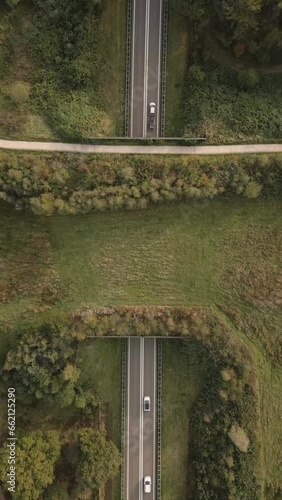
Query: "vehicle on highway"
143 396 151 411
148 102 156 129
144 475 152 493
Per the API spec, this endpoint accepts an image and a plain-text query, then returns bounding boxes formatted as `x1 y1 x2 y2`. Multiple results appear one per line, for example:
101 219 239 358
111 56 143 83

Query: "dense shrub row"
0 152 281 214
183 339 261 499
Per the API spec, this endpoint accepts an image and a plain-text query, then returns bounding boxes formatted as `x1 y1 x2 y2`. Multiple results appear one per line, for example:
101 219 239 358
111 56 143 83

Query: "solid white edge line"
130 0 136 137
141 338 144 500
139 338 143 499
139 338 141 499
157 0 163 136
127 338 130 500
153 338 156 499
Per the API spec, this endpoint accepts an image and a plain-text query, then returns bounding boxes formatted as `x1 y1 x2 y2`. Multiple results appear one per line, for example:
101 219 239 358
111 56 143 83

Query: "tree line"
179 0 282 64
0 153 281 215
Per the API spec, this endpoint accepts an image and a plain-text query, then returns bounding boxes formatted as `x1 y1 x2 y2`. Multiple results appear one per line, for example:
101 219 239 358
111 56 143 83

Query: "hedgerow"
0 152 281 215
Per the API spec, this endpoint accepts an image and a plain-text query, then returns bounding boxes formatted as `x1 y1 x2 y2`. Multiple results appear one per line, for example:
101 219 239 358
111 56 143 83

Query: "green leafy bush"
2 321 83 405
237 69 261 89
9 82 30 105
187 64 205 82
77 429 120 489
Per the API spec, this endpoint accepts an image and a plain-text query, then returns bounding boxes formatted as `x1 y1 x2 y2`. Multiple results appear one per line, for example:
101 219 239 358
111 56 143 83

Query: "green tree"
3 322 79 405
0 431 60 500
77 429 120 489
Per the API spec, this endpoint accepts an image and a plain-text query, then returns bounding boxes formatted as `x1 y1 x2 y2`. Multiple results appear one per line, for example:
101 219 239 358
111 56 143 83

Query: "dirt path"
1 139 282 155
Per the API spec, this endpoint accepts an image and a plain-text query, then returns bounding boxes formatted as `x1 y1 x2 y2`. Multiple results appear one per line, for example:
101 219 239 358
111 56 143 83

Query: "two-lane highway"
130 0 163 137
126 338 157 499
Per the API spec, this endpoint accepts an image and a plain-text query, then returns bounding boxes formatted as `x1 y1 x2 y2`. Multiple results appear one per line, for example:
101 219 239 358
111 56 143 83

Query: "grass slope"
162 340 208 499
165 4 189 136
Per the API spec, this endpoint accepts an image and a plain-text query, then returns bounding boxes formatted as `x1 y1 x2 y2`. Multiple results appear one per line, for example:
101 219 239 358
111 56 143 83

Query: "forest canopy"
180 0 282 63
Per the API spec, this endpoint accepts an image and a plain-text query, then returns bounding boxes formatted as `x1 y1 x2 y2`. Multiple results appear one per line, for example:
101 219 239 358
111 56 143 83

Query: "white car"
143 396 150 412
144 475 152 493
149 102 156 129
149 102 156 115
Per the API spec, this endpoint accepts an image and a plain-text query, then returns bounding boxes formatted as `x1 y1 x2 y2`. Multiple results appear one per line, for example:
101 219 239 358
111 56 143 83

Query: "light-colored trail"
1 139 282 155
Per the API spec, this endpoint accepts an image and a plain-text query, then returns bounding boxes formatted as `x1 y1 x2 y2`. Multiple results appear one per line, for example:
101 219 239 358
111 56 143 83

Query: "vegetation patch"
0 324 122 499
162 339 207 499
168 0 282 142
165 2 189 136
0 152 282 215
0 0 125 141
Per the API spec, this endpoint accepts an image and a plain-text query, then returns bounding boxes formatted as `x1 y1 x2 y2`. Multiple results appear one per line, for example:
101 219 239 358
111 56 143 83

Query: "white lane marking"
143 0 150 137
153 338 156 499
139 338 144 500
130 0 136 137
127 338 131 500
157 0 163 136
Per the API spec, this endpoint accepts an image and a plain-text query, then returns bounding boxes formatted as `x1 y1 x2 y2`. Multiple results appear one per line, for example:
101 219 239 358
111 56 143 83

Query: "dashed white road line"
139 338 145 499
143 0 150 137
153 338 156 500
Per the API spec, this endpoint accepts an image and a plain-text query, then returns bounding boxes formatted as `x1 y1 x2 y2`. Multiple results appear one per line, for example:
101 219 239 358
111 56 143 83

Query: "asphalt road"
147 0 163 138
2 139 282 154
130 0 163 138
127 338 157 499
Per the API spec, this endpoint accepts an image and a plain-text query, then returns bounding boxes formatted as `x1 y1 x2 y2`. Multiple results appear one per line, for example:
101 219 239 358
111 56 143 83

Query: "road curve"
126 338 157 500
1 139 282 154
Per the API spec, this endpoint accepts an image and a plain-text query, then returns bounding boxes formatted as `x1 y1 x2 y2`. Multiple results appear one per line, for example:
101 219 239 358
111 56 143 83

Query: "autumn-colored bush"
0 152 281 215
